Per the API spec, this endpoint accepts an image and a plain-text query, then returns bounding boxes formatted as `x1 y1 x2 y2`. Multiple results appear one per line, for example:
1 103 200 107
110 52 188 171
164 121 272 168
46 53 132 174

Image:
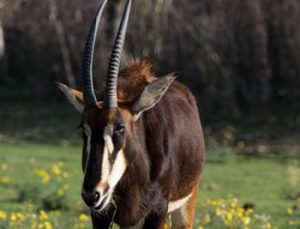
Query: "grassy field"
0 103 299 228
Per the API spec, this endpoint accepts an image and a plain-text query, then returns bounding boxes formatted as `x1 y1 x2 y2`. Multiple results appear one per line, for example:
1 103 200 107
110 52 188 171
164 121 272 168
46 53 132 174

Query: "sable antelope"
58 0 205 228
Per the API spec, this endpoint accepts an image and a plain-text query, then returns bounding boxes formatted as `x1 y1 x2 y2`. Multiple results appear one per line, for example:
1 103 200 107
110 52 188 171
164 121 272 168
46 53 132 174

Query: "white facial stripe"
107 150 127 188
83 124 91 174
96 125 127 196
104 124 114 137
104 134 114 154
101 125 114 185
101 140 110 183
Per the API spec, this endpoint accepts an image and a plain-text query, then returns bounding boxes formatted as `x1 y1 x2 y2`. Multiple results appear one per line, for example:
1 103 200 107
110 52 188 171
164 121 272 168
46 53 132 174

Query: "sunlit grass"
198 155 300 228
0 141 299 228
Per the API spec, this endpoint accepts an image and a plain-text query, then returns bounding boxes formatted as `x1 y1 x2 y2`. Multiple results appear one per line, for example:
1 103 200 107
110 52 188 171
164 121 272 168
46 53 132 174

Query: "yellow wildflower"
57 188 64 197
215 207 223 216
52 210 61 217
44 221 53 229
226 211 233 222
1 163 8 170
237 208 245 218
34 169 50 184
62 172 69 178
51 164 61 175
229 201 237 208
10 212 17 222
287 207 293 215
288 220 295 225
76 223 86 229
0 210 7 220
224 220 231 226
39 210 48 221
16 212 24 220
206 199 212 205
1 176 10 184
200 196 274 228
265 223 272 229
246 208 254 214
79 213 89 222
243 217 251 225
203 214 211 224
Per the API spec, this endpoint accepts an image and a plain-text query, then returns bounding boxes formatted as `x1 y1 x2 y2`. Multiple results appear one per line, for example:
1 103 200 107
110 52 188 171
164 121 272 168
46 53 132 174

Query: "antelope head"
58 0 175 212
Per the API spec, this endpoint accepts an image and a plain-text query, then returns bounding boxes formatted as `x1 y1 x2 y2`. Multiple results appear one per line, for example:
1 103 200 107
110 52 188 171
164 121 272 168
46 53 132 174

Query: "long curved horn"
103 0 132 109
82 0 108 108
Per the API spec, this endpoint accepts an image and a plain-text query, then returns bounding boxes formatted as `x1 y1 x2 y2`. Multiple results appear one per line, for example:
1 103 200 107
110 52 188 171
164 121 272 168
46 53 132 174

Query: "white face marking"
107 149 127 188
94 124 127 210
83 123 91 174
168 193 192 213
100 125 114 189
101 143 110 183
104 125 114 154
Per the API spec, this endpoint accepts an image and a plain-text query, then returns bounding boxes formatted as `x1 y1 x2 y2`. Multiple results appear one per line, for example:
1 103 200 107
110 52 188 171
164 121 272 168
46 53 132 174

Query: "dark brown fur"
83 59 205 228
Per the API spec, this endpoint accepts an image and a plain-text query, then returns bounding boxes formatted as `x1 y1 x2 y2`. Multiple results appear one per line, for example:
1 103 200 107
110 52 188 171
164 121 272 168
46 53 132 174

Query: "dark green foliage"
0 0 299 124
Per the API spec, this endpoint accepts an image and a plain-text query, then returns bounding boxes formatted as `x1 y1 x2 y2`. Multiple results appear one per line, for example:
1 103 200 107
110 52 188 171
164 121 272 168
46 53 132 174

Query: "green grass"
0 103 299 228
0 141 87 228
0 142 81 210
0 141 299 228
198 156 299 227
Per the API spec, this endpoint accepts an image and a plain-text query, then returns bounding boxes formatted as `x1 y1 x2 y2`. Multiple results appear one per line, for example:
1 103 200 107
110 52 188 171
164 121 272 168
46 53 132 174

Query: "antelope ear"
57 82 84 113
131 74 177 121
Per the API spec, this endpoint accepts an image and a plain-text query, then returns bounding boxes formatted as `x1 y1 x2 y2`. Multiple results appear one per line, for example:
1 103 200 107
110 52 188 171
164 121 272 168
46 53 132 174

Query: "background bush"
0 0 299 124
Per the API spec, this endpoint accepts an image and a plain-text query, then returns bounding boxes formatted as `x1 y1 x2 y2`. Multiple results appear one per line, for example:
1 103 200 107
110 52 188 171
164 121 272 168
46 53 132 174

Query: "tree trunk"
48 0 76 88
0 22 4 59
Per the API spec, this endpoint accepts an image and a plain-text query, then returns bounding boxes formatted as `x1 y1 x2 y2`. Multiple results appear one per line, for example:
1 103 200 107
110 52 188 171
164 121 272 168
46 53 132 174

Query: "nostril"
82 191 99 207
94 191 100 203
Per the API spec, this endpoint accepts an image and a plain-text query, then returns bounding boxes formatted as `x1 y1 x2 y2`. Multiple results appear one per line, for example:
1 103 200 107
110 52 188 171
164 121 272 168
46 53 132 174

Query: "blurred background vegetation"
0 0 299 228
0 0 299 123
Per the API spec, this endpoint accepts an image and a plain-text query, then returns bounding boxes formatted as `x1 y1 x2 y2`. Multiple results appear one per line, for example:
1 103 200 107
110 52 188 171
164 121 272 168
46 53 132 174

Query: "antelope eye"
115 123 125 133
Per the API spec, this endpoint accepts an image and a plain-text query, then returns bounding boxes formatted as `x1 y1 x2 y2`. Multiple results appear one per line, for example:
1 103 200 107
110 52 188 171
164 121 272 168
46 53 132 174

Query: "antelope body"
58 0 205 228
